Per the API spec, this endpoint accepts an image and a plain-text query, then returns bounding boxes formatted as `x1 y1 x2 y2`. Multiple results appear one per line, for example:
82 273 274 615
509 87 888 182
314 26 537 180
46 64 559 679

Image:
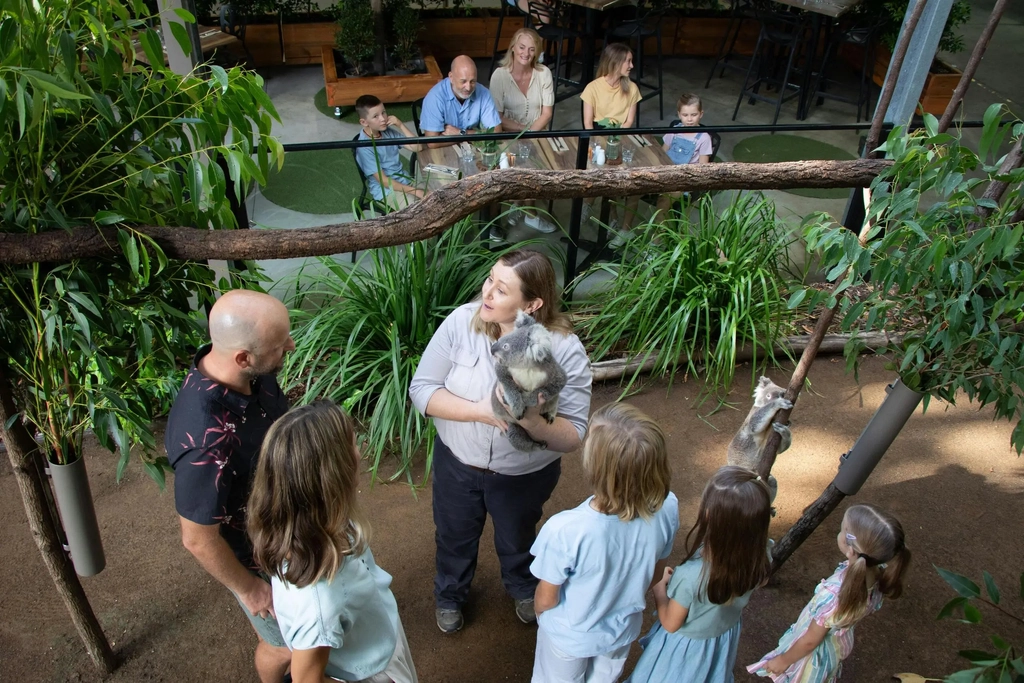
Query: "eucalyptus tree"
0 0 281 670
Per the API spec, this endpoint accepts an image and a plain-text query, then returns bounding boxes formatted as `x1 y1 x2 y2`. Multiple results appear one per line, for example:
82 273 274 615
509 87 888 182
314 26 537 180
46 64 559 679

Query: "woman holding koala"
409 249 592 635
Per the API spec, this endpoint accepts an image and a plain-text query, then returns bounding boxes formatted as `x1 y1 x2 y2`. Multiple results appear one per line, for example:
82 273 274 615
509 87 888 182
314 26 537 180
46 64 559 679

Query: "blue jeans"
432 437 561 609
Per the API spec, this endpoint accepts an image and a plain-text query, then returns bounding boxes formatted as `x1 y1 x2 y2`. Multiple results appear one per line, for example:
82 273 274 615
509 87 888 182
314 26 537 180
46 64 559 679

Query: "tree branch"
967 136 1024 233
937 0 1010 134
0 160 891 265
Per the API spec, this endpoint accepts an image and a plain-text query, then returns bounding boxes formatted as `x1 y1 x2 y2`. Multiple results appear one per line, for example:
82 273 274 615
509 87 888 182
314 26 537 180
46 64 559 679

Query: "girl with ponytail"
748 504 910 682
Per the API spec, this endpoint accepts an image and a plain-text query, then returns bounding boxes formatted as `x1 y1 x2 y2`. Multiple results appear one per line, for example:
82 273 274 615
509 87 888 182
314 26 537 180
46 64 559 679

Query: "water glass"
622 148 634 165
518 142 531 162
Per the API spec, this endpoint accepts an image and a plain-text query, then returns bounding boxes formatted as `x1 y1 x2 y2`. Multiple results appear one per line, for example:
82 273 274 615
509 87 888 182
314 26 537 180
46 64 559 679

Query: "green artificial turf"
730 134 857 199
313 88 414 125
261 148 362 215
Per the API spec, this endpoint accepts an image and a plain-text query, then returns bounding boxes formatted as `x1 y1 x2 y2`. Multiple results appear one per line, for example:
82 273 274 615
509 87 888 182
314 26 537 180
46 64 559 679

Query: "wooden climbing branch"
937 0 1009 134
967 135 1024 233
865 0 929 155
0 160 891 265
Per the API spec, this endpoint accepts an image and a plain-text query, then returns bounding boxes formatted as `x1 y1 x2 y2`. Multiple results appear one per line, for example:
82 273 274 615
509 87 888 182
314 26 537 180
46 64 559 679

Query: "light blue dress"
626 550 755 683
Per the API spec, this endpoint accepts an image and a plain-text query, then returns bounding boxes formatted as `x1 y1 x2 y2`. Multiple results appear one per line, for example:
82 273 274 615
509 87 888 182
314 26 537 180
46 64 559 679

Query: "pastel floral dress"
747 562 883 683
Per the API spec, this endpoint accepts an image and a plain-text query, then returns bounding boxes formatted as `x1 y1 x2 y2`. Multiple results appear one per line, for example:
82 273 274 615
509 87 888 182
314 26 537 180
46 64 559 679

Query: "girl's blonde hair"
471 249 573 340
583 402 671 521
596 42 633 94
683 466 773 604
247 400 370 588
498 28 543 71
833 503 910 628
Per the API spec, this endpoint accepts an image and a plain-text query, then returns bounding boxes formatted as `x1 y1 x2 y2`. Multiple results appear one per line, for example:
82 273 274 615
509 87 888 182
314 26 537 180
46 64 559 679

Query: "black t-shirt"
165 345 289 568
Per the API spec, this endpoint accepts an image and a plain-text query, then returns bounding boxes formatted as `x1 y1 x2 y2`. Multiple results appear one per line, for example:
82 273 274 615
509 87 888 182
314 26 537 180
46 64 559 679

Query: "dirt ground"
2 355 1022 682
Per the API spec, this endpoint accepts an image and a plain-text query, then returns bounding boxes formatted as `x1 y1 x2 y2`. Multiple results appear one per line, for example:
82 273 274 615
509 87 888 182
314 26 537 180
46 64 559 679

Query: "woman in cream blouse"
489 28 557 234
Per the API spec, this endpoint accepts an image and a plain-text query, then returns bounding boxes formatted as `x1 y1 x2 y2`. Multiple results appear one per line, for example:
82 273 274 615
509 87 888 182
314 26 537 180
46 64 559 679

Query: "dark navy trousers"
432 436 561 609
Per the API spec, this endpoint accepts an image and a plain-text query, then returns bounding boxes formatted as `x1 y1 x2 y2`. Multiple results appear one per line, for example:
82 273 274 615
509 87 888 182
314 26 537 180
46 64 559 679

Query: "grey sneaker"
514 598 537 624
436 607 464 633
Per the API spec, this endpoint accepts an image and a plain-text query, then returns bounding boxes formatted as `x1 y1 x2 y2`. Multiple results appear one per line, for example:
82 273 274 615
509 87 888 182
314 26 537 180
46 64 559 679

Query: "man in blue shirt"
420 55 502 148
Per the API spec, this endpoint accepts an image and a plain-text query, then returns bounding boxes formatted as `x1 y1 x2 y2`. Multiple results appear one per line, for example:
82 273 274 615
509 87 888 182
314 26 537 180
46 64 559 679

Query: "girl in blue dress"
626 466 773 683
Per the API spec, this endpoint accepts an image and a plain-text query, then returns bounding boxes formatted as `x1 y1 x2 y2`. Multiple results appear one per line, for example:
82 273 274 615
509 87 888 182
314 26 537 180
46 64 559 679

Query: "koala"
727 376 793 502
491 311 568 452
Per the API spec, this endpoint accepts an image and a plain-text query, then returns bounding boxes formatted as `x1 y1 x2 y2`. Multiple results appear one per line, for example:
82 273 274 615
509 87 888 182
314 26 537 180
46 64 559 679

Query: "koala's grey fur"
491 311 568 452
727 376 793 502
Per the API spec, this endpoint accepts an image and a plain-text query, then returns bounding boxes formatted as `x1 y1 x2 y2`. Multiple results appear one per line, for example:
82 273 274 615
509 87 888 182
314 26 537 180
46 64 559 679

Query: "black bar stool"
607 0 669 120
808 19 881 122
704 0 756 88
488 0 532 77
732 8 808 125
530 0 584 102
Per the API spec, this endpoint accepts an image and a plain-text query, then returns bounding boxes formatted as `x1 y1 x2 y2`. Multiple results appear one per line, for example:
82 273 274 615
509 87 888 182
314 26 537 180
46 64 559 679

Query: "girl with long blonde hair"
248 401 417 683
748 503 911 682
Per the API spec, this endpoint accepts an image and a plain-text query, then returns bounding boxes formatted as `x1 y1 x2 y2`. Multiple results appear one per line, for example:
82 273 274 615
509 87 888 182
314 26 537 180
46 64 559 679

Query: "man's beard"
242 358 284 380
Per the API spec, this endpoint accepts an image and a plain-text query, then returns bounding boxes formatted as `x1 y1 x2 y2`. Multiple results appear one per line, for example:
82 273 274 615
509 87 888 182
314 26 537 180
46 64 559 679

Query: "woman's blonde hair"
596 42 633 94
247 400 370 588
498 27 543 71
683 466 772 605
582 402 671 521
471 249 573 340
833 503 911 628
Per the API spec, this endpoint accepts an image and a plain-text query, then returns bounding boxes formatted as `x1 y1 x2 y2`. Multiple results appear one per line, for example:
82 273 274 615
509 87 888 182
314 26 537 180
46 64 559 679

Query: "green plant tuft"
282 218 496 483
573 192 794 401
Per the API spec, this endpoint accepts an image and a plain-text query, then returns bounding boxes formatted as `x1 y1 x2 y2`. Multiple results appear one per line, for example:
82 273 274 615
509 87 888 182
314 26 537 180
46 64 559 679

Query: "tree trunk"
770 484 847 572
0 362 116 673
0 158 891 264
937 0 1009 134
372 0 387 75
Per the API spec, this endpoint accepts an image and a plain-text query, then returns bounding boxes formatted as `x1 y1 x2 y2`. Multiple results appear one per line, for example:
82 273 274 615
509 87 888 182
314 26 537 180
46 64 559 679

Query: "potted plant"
597 118 623 165
388 0 422 73
334 0 376 76
475 127 502 170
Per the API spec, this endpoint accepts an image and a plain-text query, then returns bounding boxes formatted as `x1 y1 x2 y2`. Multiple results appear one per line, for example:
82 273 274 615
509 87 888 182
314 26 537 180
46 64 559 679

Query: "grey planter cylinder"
48 455 106 577
833 378 925 496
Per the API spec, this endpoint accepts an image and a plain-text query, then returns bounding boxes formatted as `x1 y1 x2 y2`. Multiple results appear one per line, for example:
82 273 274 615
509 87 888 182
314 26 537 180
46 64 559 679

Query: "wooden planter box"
840 44 962 116
322 46 443 107
672 16 758 57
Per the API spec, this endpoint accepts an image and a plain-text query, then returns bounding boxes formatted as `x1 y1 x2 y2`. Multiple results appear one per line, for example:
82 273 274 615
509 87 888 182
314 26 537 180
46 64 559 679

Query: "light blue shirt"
419 78 502 133
666 548 758 640
531 493 680 657
272 546 399 681
355 128 413 201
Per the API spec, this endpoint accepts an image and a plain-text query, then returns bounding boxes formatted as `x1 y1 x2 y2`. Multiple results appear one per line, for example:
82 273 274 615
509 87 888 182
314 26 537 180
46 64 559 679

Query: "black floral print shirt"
165 345 289 568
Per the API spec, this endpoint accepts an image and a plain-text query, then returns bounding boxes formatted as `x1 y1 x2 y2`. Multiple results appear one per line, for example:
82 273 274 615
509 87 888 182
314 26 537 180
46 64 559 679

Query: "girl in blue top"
530 402 679 683
247 401 418 683
626 466 773 683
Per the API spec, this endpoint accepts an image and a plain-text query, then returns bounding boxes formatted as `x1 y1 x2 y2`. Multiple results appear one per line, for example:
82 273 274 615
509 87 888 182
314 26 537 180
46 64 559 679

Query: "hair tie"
755 475 763 482
857 552 881 567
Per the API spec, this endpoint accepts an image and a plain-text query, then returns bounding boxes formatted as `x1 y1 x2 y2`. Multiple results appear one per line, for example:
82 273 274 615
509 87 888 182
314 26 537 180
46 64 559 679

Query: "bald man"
165 290 295 683
421 55 502 148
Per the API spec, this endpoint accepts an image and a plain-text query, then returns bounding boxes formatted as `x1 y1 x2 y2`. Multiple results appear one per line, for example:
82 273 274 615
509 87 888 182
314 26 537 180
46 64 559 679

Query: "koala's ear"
758 376 770 386
515 310 532 327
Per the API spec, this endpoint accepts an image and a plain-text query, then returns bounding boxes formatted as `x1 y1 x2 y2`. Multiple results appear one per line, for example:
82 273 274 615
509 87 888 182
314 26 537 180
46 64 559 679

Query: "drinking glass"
518 142 531 162
622 148 634 165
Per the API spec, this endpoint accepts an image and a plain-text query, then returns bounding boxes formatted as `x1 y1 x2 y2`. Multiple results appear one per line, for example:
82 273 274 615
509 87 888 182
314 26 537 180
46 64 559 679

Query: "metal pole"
158 0 202 75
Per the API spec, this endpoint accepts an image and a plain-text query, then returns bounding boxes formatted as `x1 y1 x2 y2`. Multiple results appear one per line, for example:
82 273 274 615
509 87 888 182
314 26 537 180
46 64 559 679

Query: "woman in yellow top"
580 43 642 243
581 43 641 130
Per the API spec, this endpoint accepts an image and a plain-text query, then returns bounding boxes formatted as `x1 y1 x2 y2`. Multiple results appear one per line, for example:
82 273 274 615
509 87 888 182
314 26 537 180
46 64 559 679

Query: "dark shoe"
515 598 536 624
436 607 464 633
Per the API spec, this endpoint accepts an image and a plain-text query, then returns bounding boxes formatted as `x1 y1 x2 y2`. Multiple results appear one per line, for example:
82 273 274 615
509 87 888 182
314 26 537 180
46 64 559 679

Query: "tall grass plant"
282 218 496 482
574 192 794 400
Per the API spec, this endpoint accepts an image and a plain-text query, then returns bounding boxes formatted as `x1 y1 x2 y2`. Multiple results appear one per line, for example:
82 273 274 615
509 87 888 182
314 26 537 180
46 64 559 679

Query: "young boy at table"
355 95 424 211
656 93 713 215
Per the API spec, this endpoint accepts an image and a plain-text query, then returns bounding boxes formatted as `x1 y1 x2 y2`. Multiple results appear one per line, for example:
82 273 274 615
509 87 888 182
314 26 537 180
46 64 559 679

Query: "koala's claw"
779 399 793 410
543 413 556 424
772 422 790 434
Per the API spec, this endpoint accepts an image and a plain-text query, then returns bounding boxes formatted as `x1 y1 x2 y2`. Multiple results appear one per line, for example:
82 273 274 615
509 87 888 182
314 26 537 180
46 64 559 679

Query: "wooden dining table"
420 132 675 277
